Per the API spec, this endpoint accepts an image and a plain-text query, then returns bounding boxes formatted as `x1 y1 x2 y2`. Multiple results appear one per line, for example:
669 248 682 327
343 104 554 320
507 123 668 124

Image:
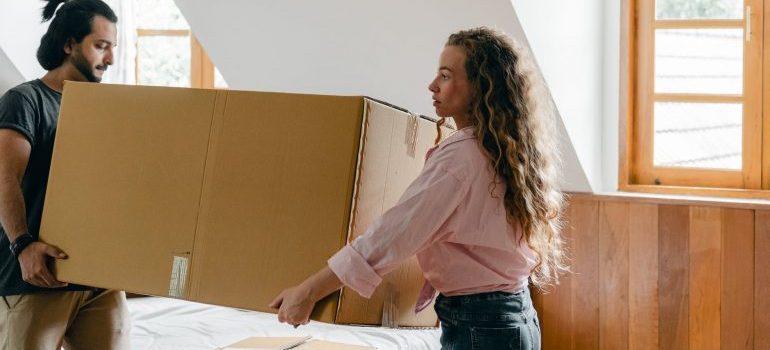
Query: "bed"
128 296 442 350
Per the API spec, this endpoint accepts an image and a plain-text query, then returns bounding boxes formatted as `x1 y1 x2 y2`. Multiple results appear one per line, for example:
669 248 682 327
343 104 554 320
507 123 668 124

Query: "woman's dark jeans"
434 288 540 350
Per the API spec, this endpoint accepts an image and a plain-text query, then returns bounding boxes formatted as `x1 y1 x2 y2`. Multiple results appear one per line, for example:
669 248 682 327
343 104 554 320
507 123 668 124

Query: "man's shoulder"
6 80 44 96
2 80 44 101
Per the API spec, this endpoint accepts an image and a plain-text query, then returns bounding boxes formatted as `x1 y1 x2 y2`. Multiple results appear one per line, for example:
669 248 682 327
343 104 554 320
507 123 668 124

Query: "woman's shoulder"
428 128 487 172
435 128 482 156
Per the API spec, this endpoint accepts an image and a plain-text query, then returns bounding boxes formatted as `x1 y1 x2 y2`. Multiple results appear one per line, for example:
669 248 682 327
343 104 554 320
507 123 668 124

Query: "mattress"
128 296 441 350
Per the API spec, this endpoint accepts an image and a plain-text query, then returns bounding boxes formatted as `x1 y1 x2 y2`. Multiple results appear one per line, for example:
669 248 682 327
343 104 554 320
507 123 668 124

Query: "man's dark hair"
36 0 118 70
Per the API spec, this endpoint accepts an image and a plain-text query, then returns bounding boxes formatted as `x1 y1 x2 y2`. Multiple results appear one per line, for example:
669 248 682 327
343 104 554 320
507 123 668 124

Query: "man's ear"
63 38 75 55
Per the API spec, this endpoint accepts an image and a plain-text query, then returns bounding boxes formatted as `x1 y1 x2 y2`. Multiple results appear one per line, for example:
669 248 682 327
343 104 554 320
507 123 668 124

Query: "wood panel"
571 199 600 349
658 205 690 350
652 19 744 29
530 285 543 326
756 210 770 350
533 196 769 350
634 0 655 183
541 200 576 349
721 209 754 349
599 202 630 350
741 0 765 189
764 0 770 189
618 0 634 187
628 203 659 350
688 207 722 350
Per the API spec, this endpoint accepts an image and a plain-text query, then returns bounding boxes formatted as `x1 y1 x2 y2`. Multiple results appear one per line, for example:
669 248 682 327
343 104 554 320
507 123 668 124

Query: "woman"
270 27 567 350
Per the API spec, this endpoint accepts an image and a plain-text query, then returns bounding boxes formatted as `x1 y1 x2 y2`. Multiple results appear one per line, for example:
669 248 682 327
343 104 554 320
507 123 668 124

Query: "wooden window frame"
135 29 217 89
620 0 770 200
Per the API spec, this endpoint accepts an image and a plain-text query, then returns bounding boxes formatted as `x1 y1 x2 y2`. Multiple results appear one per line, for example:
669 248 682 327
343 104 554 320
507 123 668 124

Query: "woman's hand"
269 284 316 327
269 266 344 328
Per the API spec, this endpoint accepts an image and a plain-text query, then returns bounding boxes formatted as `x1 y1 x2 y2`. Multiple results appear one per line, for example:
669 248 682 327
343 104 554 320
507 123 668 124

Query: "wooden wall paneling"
541 199 578 349
628 203 659 350
658 205 690 349
599 201 630 350
721 208 754 349
688 207 722 350
541 196 768 350
755 210 770 350
571 199 600 349
530 286 544 326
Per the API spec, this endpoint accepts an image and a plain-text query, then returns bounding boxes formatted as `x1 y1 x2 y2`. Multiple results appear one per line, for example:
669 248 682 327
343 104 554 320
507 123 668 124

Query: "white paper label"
168 255 189 298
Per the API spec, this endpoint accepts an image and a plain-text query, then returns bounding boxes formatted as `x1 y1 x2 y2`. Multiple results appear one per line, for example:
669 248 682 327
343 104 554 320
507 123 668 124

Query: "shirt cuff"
328 245 382 298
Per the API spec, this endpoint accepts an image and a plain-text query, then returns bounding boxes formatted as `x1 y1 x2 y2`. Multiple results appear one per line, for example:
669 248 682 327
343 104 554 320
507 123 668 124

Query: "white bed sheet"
128 297 441 350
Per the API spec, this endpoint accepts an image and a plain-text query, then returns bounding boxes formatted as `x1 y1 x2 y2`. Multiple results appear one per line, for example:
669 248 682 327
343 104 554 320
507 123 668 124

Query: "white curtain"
102 0 136 85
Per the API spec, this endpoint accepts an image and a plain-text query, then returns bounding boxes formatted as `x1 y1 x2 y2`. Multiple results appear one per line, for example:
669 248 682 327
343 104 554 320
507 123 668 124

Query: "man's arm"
0 128 67 288
0 129 30 242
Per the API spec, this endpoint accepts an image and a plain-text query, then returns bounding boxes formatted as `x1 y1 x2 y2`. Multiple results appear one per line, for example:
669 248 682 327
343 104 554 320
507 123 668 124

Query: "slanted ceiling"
0 47 23 95
0 0 597 192
0 0 47 84
175 0 595 192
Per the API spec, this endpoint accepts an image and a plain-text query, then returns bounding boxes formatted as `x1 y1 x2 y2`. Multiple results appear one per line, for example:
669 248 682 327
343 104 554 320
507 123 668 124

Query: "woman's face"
428 45 471 124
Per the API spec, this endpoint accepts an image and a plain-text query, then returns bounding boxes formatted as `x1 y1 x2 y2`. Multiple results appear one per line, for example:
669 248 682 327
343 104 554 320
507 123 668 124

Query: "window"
134 0 227 89
625 0 767 197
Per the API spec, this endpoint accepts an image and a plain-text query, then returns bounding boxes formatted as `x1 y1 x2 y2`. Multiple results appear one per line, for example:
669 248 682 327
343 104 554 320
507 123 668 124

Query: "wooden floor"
531 193 770 350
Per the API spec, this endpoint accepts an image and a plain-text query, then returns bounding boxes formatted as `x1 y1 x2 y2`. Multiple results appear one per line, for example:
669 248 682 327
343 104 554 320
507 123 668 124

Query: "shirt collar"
438 126 476 149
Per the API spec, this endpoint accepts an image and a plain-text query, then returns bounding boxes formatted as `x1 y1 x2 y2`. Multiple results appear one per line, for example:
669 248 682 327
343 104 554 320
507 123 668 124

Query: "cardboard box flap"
335 99 443 326
41 82 217 297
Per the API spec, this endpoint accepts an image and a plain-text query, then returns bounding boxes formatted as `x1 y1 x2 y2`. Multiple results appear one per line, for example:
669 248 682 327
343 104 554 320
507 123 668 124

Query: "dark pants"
434 288 540 350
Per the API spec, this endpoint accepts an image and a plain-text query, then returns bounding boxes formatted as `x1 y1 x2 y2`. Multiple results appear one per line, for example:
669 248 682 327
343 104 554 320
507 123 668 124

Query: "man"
0 0 130 348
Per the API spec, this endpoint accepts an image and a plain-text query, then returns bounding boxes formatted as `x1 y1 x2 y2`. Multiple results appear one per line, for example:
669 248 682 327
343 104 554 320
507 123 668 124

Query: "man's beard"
71 51 101 83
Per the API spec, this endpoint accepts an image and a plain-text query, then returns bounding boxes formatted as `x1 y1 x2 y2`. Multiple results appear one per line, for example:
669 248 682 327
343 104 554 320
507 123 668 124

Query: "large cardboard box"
40 82 445 327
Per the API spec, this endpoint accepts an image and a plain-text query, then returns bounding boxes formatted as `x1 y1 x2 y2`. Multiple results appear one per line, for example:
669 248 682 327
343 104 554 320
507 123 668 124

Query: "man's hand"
270 284 316 328
18 241 68 288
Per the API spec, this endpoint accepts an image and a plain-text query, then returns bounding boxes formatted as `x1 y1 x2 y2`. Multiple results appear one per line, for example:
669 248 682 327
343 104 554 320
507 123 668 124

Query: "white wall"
511 0 606 192
0 0 48 81
175 0 594 192
0 47 24 95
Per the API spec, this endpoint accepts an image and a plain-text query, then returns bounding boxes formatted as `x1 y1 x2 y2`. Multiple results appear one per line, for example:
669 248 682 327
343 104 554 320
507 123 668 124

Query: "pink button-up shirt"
328 127 536 312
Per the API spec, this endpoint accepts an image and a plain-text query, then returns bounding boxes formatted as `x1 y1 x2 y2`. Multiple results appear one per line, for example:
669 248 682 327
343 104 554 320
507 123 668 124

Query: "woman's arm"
269 266 342 327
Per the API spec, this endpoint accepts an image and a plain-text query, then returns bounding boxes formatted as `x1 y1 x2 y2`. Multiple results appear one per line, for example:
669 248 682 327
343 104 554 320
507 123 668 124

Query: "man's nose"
104 48 114 65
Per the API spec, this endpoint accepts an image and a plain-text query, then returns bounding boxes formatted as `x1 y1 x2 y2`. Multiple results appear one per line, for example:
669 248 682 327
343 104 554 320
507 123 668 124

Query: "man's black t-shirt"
0 79 89 295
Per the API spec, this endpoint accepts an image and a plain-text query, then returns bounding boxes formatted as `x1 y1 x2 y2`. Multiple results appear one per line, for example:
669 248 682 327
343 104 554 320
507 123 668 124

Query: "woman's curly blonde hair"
439 27 568 289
